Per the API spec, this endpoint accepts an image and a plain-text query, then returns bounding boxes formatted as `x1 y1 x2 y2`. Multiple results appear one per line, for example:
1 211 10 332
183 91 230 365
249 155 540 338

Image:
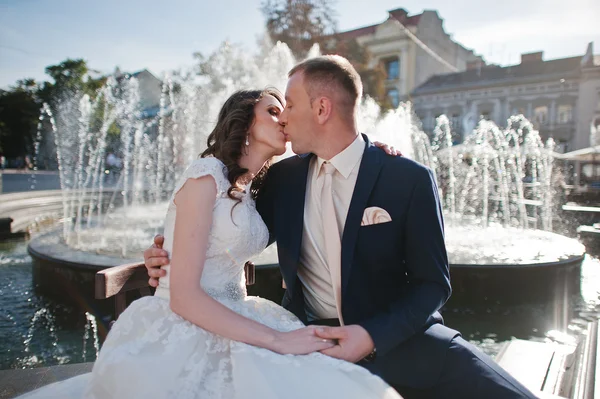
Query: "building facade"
411 44 600 152
115 68 162 119
333 8 481 107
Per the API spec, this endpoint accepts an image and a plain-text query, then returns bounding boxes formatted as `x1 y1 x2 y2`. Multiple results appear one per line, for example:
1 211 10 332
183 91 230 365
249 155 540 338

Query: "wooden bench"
495 320 599 399
95 261 255 319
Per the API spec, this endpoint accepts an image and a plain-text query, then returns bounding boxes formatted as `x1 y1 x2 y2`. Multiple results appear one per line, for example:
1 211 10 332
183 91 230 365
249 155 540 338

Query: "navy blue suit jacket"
256 135 459 387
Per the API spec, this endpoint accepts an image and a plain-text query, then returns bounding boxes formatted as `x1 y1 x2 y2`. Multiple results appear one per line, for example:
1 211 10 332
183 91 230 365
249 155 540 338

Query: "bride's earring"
245 136 249 146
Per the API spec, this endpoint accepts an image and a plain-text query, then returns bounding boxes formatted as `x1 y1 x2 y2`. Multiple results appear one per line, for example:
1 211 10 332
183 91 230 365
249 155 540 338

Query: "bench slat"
95 262 147 300
95 261 256 300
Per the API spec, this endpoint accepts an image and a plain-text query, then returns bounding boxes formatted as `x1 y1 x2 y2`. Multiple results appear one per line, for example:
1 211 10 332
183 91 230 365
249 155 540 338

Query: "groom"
144 56 536 399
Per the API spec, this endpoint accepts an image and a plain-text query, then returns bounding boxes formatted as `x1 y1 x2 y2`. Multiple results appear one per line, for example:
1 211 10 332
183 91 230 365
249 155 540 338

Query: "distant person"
15 156 24 172
105 152 120 184
106 152 117 168
24 155 33 170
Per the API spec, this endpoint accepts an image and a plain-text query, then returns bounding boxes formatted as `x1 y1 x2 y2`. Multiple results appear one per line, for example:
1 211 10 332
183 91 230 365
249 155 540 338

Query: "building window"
557 105 573 123
425 114 435 130
387 89 400 108
534 106 548 125
384 58 400 80
450 114 461 130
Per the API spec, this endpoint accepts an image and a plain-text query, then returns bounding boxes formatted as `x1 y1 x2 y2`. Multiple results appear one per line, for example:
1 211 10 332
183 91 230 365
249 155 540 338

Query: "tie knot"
321 162 336 176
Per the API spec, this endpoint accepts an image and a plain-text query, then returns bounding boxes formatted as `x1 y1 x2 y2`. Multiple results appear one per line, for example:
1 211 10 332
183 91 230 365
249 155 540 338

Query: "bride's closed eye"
268 107 282 118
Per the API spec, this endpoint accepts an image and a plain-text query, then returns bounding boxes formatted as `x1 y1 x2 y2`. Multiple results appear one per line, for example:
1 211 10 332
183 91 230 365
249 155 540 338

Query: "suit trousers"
310 319 538 399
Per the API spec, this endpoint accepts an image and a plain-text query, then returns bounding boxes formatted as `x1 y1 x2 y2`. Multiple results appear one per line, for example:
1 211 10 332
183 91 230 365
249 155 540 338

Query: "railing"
0 189 119 233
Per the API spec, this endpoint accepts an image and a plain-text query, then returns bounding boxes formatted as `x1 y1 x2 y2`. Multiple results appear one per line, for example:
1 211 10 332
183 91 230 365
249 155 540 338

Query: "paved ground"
0 362 93 398
0 170 123 194
0 170 61 194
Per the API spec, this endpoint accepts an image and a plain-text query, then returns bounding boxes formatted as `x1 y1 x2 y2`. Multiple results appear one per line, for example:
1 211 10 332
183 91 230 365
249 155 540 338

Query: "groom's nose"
279 114 287 126
279 108 289 125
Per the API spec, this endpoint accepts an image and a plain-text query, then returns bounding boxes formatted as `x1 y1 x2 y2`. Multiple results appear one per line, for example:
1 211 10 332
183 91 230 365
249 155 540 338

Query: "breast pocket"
356 221 400 259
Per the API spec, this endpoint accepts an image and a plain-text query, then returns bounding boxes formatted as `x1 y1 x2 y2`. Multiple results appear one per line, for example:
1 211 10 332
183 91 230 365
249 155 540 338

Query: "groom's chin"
289 143 305 155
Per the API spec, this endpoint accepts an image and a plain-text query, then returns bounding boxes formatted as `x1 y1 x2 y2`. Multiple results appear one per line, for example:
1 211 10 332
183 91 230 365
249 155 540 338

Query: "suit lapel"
281 153 312 294
341 136 384 295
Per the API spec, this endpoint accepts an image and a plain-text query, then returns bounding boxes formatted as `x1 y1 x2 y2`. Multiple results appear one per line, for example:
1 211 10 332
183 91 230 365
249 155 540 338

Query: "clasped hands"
144 239 375 363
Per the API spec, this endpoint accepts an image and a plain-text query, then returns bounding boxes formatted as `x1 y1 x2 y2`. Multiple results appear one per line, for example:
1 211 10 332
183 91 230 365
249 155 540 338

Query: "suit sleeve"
358 166 451 356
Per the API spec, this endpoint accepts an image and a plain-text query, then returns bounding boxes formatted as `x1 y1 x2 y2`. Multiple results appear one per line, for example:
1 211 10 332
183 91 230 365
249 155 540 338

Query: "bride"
18 88 401 398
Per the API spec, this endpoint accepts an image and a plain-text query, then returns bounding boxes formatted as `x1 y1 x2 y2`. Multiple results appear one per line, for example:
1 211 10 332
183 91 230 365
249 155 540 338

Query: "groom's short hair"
288 55 363 118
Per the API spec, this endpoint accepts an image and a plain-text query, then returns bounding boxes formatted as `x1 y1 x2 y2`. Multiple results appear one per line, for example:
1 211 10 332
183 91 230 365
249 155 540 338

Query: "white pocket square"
361 206 392 226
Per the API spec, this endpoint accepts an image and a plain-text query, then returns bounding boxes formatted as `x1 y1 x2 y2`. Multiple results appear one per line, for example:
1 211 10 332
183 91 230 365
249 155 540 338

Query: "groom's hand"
143 234 170 287
373 141 402 157
315 325 375 363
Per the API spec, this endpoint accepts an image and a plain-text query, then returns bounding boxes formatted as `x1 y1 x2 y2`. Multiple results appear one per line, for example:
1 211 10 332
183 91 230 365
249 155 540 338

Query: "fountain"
82 312 99 361
19 308 64 368
422 114 584 304
26 40 584 313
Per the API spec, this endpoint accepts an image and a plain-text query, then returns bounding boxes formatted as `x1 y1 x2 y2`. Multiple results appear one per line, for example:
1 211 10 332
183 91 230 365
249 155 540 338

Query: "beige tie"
320 162 344 325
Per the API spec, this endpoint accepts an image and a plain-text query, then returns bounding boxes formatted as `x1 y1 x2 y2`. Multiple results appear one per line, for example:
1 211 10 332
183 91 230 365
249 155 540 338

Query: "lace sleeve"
170 157 228 204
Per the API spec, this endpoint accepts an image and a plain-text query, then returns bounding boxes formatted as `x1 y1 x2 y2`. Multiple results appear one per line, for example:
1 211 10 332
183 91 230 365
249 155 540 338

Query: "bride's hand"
269 326 336 355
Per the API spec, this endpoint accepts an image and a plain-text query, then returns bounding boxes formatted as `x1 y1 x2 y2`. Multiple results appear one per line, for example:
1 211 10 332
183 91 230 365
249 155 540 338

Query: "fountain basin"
29 224 586 315
28 231 285 323
443 225 586 305
448 256 584 305
28 232 134 320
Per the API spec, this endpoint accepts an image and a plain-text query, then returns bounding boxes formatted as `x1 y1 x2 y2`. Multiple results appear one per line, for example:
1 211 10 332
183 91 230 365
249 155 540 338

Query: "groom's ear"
314 96 332 125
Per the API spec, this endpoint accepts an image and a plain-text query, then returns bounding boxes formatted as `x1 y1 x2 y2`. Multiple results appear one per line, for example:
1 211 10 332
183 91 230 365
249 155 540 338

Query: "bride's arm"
169 176 334 355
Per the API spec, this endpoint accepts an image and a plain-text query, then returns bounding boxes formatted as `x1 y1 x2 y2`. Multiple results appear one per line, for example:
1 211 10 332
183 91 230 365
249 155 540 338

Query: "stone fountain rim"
449 254 585 269
28 230 140 270
27 229 280 271
28 229 586 272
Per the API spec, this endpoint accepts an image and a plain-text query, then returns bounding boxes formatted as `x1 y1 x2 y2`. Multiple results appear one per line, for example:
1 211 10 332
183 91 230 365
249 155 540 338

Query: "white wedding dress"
18 157 401 399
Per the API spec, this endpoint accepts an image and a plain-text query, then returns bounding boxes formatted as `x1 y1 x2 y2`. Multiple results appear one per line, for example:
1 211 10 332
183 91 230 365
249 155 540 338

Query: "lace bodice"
155 157 269 302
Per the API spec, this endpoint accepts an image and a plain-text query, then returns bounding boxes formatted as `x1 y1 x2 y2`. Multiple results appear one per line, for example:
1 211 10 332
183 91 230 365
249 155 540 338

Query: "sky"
1 0 599 89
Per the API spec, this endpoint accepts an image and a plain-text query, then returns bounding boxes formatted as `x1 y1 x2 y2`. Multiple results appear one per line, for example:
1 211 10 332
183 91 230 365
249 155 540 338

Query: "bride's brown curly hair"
200 88 284 201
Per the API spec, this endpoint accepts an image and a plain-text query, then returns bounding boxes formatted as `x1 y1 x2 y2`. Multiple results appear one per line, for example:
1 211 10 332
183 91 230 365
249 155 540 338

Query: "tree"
38 58 106 106
261 1 389 108
0 59 109 167
261 0 337 59
0 79 41 159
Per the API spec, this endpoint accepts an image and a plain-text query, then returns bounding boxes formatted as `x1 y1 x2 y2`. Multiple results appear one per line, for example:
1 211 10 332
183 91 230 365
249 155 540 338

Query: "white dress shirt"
297 134 365 320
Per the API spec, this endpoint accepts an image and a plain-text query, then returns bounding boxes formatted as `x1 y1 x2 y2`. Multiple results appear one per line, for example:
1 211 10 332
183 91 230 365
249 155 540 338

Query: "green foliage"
261 1 388 108
261 0 337 59
0 58 108 162
0 80 41 158
38 58 107 106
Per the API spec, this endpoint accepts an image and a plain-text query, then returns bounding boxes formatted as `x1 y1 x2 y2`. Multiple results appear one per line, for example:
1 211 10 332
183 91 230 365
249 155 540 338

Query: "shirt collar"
316 134 365 179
